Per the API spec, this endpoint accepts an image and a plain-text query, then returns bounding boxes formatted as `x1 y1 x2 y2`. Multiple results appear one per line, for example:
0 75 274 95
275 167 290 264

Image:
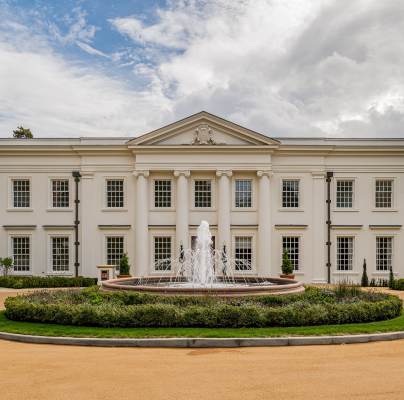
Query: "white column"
133 170 149 277
312 172 327 283
174 170 190 252
257 170 272 276
216 170 232 253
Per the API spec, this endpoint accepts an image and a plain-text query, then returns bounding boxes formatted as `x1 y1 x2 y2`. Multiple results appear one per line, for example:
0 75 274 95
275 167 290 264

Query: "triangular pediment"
127 112 279 147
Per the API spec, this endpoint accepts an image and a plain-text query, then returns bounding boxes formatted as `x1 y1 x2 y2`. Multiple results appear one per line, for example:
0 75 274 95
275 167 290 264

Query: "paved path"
1 339 404 400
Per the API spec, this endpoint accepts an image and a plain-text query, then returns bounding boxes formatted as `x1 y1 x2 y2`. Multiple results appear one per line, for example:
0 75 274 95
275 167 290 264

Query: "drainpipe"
326 171 334 283
72 171 81 277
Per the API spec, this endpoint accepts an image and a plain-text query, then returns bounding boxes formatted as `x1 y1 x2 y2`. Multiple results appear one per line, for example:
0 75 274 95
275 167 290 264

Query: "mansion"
0 111 403 283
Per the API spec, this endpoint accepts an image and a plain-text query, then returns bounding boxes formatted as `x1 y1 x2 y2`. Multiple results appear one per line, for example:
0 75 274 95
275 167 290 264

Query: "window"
154 237 172 271
235 179 252 208
194 180 212 208
12 179 30 208
106 179 124 208
51 237 69 272
336 180 353 208
234 236 252 271
337 237 353 271
375 180 393 208
154 180 172 208
12 237 30 272
376 237 393 271
106 236 124 266
51 179 69 208
282 237 300 271
282 179 299 208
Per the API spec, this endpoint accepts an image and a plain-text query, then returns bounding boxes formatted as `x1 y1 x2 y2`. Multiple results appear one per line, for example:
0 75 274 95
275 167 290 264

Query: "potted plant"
280 249 294 279
117 253 131 278
0 257 13 277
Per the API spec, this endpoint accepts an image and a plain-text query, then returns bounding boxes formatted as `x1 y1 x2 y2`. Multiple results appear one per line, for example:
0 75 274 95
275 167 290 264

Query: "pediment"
127 112 279 147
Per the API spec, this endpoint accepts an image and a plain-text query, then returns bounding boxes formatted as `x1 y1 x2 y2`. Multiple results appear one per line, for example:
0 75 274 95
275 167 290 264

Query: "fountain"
102 221 304 296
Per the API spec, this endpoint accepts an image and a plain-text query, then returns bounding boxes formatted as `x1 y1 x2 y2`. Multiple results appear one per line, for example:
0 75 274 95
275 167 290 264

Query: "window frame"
282 235 301 271
335 236 355 272
375 236 394 272
103 177 127 210
192 177 216 210
335 178 355 210
152 177 175 210
104 235 126 268
152 235 173 273
47 234 73 275
48 177 72 211
232 231 256 273
233 178 254 210
374 178 395 210
8 234 31 274
280 178 302 210
9 177 32 210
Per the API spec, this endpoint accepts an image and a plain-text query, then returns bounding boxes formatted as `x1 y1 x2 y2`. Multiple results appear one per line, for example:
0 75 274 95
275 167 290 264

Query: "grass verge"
0 310 404 338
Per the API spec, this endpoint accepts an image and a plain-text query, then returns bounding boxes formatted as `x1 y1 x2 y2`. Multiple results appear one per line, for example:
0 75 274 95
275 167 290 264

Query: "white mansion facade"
1 112 403 283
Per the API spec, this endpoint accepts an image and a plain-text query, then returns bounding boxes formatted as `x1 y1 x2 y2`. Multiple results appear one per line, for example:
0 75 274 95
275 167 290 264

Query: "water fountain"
102 221 304 296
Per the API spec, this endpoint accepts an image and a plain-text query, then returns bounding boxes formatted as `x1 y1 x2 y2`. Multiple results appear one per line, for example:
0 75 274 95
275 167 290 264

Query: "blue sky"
1 0 404 137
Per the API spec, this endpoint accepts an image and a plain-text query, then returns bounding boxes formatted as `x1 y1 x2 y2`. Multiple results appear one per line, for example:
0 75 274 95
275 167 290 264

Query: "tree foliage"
13 126 33 139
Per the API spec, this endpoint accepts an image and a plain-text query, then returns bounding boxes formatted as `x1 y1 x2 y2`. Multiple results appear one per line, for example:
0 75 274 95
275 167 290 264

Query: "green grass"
1 311 404 338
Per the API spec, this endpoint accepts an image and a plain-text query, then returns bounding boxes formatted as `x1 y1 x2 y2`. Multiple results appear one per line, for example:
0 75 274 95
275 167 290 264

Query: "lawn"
0 310 403 338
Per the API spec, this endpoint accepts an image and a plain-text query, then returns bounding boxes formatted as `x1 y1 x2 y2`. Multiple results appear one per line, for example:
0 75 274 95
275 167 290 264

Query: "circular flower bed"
4 285 402 328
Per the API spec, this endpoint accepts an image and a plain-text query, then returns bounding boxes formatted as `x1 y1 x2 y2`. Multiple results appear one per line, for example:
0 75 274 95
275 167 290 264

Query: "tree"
281 249 293 275
13 126 33 139
361 258 369 287
119 253 130 276
0 257 13 277
389 266 395 289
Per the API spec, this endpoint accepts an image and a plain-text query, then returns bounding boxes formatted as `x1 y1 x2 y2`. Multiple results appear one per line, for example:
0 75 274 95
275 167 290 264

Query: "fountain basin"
102 276 305 297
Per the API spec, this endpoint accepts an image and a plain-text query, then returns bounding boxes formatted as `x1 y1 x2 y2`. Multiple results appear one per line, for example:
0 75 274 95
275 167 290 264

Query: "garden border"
1 330 404 347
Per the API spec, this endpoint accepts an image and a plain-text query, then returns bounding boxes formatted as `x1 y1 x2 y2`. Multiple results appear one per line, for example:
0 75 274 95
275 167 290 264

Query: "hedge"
4 287 402 328
392 279 404 291
0 276 97 289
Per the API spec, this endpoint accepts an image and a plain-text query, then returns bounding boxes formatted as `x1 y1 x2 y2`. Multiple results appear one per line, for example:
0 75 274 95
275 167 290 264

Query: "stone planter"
117 274 132 279
280 274 295 280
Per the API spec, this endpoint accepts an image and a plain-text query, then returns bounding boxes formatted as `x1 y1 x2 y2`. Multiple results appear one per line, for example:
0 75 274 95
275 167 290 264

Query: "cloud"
2 0 404 137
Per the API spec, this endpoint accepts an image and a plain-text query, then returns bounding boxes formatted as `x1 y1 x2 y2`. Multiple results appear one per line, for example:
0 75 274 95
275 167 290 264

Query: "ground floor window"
376 237 393 271
234 236 252 271
51 237 69 272
337 237 353 271
154 236 172 271
282 236 300 270
12 236 30 272
106 236 124 266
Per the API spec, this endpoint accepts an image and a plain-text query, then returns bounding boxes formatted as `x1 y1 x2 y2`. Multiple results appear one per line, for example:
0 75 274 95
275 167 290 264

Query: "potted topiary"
280 249 294 279
117 253 131 278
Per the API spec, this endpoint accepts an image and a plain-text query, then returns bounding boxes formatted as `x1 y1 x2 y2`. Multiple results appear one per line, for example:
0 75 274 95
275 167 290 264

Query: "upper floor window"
12 179 30 208
282 236 300 271
235 179 252 208
376 237 393 271
12 236 30 272
106 179 124 208
154 236 172 271
51 237 69 272
106 236 124 266
51 179 69 208
337 236 353 271
234 236 252 271
154 180 172 208
336 180 353 208
375 179 393 208
282 179 299 208
194 180 212 208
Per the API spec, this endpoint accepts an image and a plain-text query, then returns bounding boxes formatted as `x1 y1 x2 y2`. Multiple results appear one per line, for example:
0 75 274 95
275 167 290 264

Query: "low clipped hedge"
4 286 402 328
392 279 404 291
0 276 97 289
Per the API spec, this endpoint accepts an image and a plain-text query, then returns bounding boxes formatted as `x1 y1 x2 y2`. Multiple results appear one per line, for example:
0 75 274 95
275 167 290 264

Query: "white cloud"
2 0 404 137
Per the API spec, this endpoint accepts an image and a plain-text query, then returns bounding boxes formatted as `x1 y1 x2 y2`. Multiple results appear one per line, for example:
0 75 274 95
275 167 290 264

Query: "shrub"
119 254 130 276
361 259 369 287
4 286 402 329
281 250 293 275
0 276 97 289
389 267 395 289
392 279 404 291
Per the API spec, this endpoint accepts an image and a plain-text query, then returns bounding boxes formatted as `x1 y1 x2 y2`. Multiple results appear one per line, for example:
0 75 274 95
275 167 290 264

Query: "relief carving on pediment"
191 124 216 145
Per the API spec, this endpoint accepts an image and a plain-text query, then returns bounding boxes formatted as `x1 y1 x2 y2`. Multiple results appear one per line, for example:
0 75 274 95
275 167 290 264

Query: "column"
174 170 190 252
216 170 232 253
133 170 149 276
257 170 272 276
312 172 327 283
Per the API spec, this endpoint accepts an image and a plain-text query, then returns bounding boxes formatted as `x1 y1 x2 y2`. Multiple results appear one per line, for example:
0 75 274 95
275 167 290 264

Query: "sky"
1 0 404 138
